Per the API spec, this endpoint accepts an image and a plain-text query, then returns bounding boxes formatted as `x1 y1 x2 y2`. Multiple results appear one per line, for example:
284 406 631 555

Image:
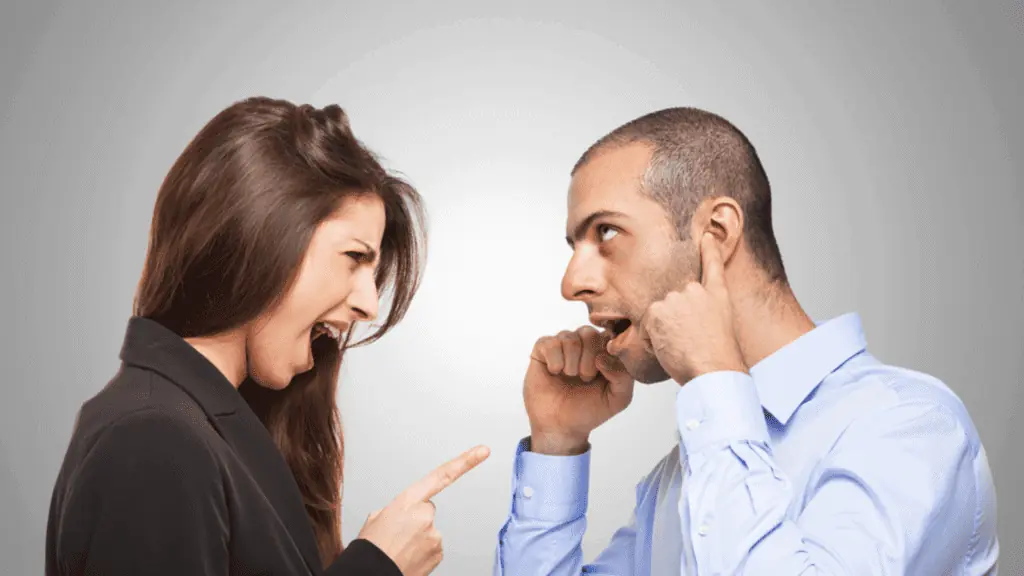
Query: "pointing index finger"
699 233 726 292
400 445 491 504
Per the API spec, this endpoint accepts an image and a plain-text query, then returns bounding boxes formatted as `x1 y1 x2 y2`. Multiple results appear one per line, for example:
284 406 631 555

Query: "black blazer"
45 317 402 576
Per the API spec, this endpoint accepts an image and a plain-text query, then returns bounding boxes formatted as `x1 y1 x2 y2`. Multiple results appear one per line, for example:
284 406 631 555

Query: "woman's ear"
696 196 743 264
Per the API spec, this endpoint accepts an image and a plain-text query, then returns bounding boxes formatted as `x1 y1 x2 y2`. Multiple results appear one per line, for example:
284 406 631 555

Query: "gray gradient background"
2 1 1022 574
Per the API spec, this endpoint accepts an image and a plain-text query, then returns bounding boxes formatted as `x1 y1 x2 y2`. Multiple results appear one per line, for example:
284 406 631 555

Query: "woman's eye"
597 225 619 242
346 251 368 264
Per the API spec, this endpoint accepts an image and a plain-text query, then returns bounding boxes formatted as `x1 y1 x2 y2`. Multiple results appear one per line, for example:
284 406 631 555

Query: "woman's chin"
247 363 298 391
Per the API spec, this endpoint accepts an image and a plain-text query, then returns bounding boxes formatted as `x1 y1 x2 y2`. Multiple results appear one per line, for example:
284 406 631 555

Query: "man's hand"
524 326 635 455
640 233 747 385
357 446 490 576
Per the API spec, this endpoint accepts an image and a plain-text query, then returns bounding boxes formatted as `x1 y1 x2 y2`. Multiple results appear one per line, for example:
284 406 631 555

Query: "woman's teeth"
313 322 342 341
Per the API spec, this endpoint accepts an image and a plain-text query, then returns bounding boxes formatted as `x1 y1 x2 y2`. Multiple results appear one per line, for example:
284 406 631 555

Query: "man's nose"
561 248 605 302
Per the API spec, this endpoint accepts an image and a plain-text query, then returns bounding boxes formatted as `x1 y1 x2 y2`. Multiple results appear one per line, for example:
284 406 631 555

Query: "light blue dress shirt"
493 313 999 575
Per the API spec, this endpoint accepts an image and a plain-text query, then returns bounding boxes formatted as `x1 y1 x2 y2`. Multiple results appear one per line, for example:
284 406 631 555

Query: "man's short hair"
573 107 787 284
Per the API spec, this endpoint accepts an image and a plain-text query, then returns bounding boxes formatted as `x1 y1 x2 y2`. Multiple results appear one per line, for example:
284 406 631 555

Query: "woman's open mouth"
311 321 345 349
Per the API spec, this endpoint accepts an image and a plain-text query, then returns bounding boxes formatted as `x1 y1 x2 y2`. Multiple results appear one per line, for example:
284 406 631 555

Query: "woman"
44 97 486 576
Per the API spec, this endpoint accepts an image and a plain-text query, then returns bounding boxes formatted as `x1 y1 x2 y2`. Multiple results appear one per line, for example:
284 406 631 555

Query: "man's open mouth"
610 318 632 337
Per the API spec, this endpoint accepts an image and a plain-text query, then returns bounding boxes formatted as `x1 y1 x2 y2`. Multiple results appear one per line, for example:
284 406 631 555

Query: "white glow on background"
326 20 690 560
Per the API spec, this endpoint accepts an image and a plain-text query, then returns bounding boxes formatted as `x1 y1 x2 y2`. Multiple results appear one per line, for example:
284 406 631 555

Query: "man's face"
562 142 699 383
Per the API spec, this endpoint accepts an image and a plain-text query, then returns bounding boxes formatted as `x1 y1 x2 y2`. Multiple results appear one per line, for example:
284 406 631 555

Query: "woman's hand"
357 446 490 576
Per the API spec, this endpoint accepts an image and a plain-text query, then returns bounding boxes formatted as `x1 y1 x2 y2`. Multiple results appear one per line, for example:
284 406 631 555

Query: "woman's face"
246 193 386 389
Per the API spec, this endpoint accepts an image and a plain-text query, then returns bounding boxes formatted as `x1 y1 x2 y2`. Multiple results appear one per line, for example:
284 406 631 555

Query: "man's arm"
675 371 983 575
493 438 638 575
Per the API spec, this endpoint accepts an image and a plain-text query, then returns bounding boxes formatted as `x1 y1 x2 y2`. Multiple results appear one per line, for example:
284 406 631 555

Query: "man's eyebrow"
566 210 628 247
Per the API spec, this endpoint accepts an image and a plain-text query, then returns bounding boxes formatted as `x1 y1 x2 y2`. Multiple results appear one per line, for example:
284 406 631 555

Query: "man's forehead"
567 142 652 227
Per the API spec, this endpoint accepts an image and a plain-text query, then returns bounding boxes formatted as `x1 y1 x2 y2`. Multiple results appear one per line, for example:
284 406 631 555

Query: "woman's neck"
184 330 247 388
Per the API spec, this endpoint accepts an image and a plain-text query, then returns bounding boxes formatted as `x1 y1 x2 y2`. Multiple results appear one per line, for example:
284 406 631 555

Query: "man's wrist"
677 362 749 386
675 370 768 454
528 431 590 456
513 436 591 522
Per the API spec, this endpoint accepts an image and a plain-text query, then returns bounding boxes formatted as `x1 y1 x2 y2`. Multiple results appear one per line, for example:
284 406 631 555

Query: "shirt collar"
750 312 867 426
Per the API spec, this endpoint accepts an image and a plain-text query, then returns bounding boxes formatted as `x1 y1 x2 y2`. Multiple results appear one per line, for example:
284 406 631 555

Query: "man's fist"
523 326 635 455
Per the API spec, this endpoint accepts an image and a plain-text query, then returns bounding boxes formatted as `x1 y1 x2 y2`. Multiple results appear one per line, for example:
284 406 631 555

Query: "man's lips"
599 324 634 357
589 314 633 335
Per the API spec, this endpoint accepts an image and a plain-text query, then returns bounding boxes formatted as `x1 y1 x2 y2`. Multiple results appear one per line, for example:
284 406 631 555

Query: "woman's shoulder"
70 369 224 477
79 365 213 434
84 406 221 472
49 387 233 566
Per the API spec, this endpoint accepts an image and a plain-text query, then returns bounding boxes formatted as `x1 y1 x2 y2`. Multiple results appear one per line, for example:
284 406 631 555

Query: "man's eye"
597 224 619 242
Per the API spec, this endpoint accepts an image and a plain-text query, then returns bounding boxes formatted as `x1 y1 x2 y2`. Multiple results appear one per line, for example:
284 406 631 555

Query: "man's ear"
693 196 743 265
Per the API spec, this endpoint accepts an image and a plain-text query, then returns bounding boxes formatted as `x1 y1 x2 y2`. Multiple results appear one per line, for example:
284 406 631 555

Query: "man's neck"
729 279 816 370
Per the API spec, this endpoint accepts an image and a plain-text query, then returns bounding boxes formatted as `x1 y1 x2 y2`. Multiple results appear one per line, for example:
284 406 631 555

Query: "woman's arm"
50 409 230 575
325 539 403 576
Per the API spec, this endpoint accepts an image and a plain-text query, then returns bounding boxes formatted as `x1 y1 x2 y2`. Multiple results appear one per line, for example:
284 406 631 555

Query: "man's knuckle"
562 334 581 350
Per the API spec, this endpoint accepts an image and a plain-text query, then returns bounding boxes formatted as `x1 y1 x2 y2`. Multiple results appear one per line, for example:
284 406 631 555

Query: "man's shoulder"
827 353 981 446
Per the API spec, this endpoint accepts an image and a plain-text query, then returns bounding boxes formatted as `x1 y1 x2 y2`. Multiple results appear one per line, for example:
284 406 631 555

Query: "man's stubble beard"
626 239 700 384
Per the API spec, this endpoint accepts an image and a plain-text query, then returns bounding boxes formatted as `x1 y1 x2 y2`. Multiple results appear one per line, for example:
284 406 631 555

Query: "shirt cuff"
675 371 770 455
511 437 590 522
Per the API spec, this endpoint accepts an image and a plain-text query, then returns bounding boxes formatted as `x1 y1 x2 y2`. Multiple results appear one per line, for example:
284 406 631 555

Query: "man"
492 108 999 575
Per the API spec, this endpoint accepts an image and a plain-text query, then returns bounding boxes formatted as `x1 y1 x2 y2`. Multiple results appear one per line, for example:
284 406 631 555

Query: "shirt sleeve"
493 437 638 575
675 371 979 575
51 409 231 575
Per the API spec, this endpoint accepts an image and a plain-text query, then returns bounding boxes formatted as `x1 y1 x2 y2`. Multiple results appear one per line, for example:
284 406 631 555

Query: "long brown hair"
133 96 427 566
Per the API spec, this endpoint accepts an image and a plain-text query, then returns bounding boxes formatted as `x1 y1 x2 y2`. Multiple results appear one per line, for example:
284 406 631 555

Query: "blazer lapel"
211 404 324 572
118 317 324 574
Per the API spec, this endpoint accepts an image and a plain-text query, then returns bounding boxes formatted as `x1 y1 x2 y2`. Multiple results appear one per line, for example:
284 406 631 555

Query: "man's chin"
622 353 672 384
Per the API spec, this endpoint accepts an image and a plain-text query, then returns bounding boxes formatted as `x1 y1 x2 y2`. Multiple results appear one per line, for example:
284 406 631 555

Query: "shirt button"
522 486 534 498
698 524 710 537
685 419 701 431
